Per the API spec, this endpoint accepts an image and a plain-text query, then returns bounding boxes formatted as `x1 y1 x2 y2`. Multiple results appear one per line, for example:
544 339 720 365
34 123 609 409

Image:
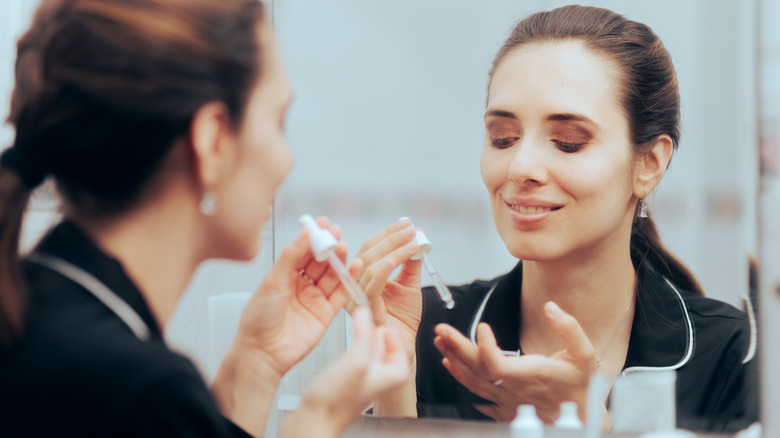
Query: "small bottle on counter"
554 401 584 430
511 404 543 438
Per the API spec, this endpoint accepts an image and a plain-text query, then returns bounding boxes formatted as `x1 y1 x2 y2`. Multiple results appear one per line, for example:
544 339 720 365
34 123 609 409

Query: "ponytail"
0 168 34 347
631 214 704 296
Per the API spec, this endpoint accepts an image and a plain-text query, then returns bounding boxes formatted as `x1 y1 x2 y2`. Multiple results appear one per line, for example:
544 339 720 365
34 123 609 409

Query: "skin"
361 40 672 425
70 22 409 438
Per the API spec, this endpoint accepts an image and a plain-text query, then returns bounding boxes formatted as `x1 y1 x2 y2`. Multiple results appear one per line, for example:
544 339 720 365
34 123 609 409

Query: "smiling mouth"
507 203 562 214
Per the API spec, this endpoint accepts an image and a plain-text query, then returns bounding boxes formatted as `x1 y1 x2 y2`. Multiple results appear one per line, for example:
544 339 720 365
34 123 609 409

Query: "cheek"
565 152 633 207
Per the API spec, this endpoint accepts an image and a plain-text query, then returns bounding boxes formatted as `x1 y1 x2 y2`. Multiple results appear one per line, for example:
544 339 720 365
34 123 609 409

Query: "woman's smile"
503 197 563 225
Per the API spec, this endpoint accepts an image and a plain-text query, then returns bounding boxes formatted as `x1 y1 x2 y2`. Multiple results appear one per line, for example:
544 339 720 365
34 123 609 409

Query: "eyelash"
490 138 586 152
491 138 519 149
552 140 585 153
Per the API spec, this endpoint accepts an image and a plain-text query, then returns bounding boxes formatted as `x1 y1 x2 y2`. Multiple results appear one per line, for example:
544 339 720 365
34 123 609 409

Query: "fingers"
475 323 508 378
433 324 497 396
356 218 413 259
350 307 374 361
544 301 595 369
296 217 343 284
357 219 418 276
434 324 480 364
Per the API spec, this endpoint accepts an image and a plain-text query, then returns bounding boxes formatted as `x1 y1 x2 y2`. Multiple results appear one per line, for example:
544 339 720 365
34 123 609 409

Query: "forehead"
256 24 289 91
488 40 624 121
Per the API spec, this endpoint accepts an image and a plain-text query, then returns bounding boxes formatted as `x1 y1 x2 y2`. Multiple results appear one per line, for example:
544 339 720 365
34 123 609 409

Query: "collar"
31 220 164 341
467 259 694 370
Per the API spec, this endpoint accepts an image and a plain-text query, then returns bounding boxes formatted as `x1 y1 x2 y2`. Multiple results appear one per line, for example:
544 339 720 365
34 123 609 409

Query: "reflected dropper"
400 217 455 309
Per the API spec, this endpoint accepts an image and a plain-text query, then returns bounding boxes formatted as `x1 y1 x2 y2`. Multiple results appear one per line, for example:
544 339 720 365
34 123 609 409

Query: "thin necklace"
525 295 633 369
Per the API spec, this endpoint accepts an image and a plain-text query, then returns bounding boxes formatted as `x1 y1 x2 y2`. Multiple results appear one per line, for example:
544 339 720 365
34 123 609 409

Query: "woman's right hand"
281 307 410 438
355 218 423 356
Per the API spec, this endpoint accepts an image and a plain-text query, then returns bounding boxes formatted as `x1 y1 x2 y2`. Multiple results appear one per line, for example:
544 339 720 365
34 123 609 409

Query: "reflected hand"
434 302 595 424
355 219 422 359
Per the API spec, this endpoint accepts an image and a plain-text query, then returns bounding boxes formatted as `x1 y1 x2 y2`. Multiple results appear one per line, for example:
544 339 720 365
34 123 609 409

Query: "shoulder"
680 289 753 360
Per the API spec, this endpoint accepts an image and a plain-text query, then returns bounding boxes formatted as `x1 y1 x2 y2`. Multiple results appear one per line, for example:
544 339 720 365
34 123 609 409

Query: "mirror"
271 0 764 434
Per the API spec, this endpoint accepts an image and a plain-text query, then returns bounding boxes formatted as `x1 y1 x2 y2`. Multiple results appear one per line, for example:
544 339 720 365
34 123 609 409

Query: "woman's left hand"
433 302 596 424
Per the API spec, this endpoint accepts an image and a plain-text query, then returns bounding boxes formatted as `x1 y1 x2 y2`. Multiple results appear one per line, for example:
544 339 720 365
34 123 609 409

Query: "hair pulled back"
489 5 703 295
0 0 266 346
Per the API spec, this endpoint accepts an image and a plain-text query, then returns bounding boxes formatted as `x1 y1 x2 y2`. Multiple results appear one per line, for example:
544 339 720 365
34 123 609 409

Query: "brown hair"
489 5 703 295
0 0 266 346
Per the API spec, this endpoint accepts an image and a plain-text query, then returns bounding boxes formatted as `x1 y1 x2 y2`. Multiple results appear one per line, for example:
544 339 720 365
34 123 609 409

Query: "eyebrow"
484 109 517 119
546 113 595 124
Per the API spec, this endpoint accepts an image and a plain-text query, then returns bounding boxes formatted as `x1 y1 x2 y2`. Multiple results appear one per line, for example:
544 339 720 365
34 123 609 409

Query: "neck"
520 232 637 358
69 189 204 329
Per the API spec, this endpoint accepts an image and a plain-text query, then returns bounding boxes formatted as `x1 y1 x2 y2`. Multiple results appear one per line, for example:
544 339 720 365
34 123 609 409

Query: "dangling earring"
200 190 217 216
637 187 649 218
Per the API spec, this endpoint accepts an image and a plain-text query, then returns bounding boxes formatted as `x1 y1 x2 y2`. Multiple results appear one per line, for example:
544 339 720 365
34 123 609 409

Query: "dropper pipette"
298 215 368 306
400 217 455 309
326 252 368 306
421 253 455 309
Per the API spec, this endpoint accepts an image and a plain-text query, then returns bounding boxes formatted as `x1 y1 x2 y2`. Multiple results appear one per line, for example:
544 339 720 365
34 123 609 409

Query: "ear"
634 134 673 198
188 102 235 190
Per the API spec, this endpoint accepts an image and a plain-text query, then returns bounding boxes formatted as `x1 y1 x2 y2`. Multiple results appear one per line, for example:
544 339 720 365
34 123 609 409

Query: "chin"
503 237 563 262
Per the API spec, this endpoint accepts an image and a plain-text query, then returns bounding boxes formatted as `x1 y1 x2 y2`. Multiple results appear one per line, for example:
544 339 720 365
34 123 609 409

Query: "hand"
433 301 595 424
355 218 422 359
234 217 357 377
282 307 410 438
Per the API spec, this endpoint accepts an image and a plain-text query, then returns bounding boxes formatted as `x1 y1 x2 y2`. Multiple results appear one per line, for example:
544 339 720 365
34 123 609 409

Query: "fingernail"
547 301 562 316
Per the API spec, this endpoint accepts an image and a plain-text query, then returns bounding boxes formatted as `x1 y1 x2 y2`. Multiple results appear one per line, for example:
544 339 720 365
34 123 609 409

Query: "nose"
507 140 548 186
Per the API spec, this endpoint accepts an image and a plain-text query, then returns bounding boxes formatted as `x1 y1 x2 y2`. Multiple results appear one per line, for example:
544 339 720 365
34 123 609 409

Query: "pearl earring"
199 190 217 216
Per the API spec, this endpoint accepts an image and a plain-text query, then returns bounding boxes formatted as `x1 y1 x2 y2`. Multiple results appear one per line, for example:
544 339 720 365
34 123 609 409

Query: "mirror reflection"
272 0 761 435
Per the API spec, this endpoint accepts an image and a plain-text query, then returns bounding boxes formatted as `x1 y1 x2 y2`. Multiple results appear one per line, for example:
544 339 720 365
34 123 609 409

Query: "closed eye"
492 137 519 149
552 140 585 153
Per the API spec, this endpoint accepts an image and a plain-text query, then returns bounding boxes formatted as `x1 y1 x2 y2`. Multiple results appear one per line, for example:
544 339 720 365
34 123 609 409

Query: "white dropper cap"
399 217 431 260
554 401 583 430
298 214 337 262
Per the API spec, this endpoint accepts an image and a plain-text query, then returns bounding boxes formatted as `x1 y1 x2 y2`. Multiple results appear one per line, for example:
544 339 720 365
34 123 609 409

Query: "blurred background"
3 0 779 436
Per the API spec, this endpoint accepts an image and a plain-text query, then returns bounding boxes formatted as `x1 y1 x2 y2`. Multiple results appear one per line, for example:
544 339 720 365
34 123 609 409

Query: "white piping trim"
28 252 151 341
468 283 518 356
741 292 757 364
621 277 694 376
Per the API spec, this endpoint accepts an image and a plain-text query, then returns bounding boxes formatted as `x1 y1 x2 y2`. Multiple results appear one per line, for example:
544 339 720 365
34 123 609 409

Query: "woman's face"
216 26 294 260
480 41 638 263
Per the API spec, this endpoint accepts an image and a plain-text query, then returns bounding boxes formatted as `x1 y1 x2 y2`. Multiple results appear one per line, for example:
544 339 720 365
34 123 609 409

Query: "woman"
358 5 758 433
0 0 408 436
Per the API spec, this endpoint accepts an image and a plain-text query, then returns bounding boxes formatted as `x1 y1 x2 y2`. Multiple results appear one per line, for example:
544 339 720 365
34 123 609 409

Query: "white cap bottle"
511 404 543 438
554 401 584 430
